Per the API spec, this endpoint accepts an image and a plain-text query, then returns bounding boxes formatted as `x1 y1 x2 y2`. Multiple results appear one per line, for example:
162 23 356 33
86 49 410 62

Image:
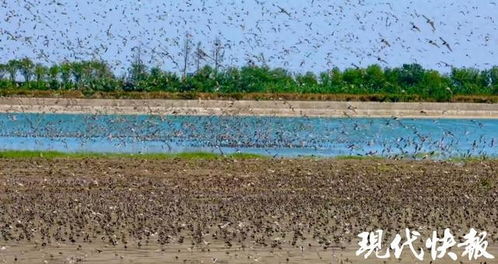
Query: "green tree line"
1 58 497 101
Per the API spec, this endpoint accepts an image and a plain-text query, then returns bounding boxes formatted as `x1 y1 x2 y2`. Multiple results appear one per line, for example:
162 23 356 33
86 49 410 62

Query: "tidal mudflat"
0 157 496 263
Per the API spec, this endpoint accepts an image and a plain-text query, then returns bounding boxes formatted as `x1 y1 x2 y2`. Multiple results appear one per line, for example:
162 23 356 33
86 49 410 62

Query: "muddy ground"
0 158 497 263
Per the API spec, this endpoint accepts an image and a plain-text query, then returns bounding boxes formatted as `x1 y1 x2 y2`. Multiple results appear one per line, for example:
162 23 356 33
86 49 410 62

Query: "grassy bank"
0 150 266 160
0 150 494 161
1 89 498 103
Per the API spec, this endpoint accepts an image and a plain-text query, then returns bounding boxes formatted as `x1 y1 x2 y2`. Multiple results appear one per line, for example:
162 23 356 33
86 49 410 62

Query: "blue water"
0 113 496 158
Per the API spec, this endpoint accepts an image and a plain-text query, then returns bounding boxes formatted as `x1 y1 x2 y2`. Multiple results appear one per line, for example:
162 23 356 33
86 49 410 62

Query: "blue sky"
1 0 497 74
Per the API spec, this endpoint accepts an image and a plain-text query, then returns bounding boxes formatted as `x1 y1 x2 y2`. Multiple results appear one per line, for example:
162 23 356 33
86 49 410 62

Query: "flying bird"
275 5 291 17
439 37 453 52
422 15 436 31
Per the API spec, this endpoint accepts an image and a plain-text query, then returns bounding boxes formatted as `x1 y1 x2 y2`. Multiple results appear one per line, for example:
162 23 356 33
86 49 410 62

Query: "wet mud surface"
0 158 497 263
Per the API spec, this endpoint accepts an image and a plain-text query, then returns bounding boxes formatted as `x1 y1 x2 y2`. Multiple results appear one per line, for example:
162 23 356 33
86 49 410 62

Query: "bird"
275 5 291 17
439 37 453 52
410 22 421 32
422 15 436 31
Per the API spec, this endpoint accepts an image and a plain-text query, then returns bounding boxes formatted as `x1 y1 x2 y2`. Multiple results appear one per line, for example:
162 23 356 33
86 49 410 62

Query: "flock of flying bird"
0 2 497 263
0 0 496 160
0 0 497 74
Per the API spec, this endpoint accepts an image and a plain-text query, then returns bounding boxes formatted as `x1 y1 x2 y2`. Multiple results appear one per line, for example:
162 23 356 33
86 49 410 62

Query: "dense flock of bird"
0 1 497 263
1 0 497 73
0 158 496 263
0 112 496 158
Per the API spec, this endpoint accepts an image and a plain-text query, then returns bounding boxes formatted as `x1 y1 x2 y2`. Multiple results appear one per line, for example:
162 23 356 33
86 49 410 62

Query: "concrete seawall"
0 97 497 118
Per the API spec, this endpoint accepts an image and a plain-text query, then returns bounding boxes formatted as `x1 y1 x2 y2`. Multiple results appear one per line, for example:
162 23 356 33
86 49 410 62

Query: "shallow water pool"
0 113 496 158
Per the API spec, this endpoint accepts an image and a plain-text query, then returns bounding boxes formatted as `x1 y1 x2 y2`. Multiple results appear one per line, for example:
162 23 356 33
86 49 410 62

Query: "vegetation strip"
1 59 498 102
0 150 494 161
0 150 266 159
